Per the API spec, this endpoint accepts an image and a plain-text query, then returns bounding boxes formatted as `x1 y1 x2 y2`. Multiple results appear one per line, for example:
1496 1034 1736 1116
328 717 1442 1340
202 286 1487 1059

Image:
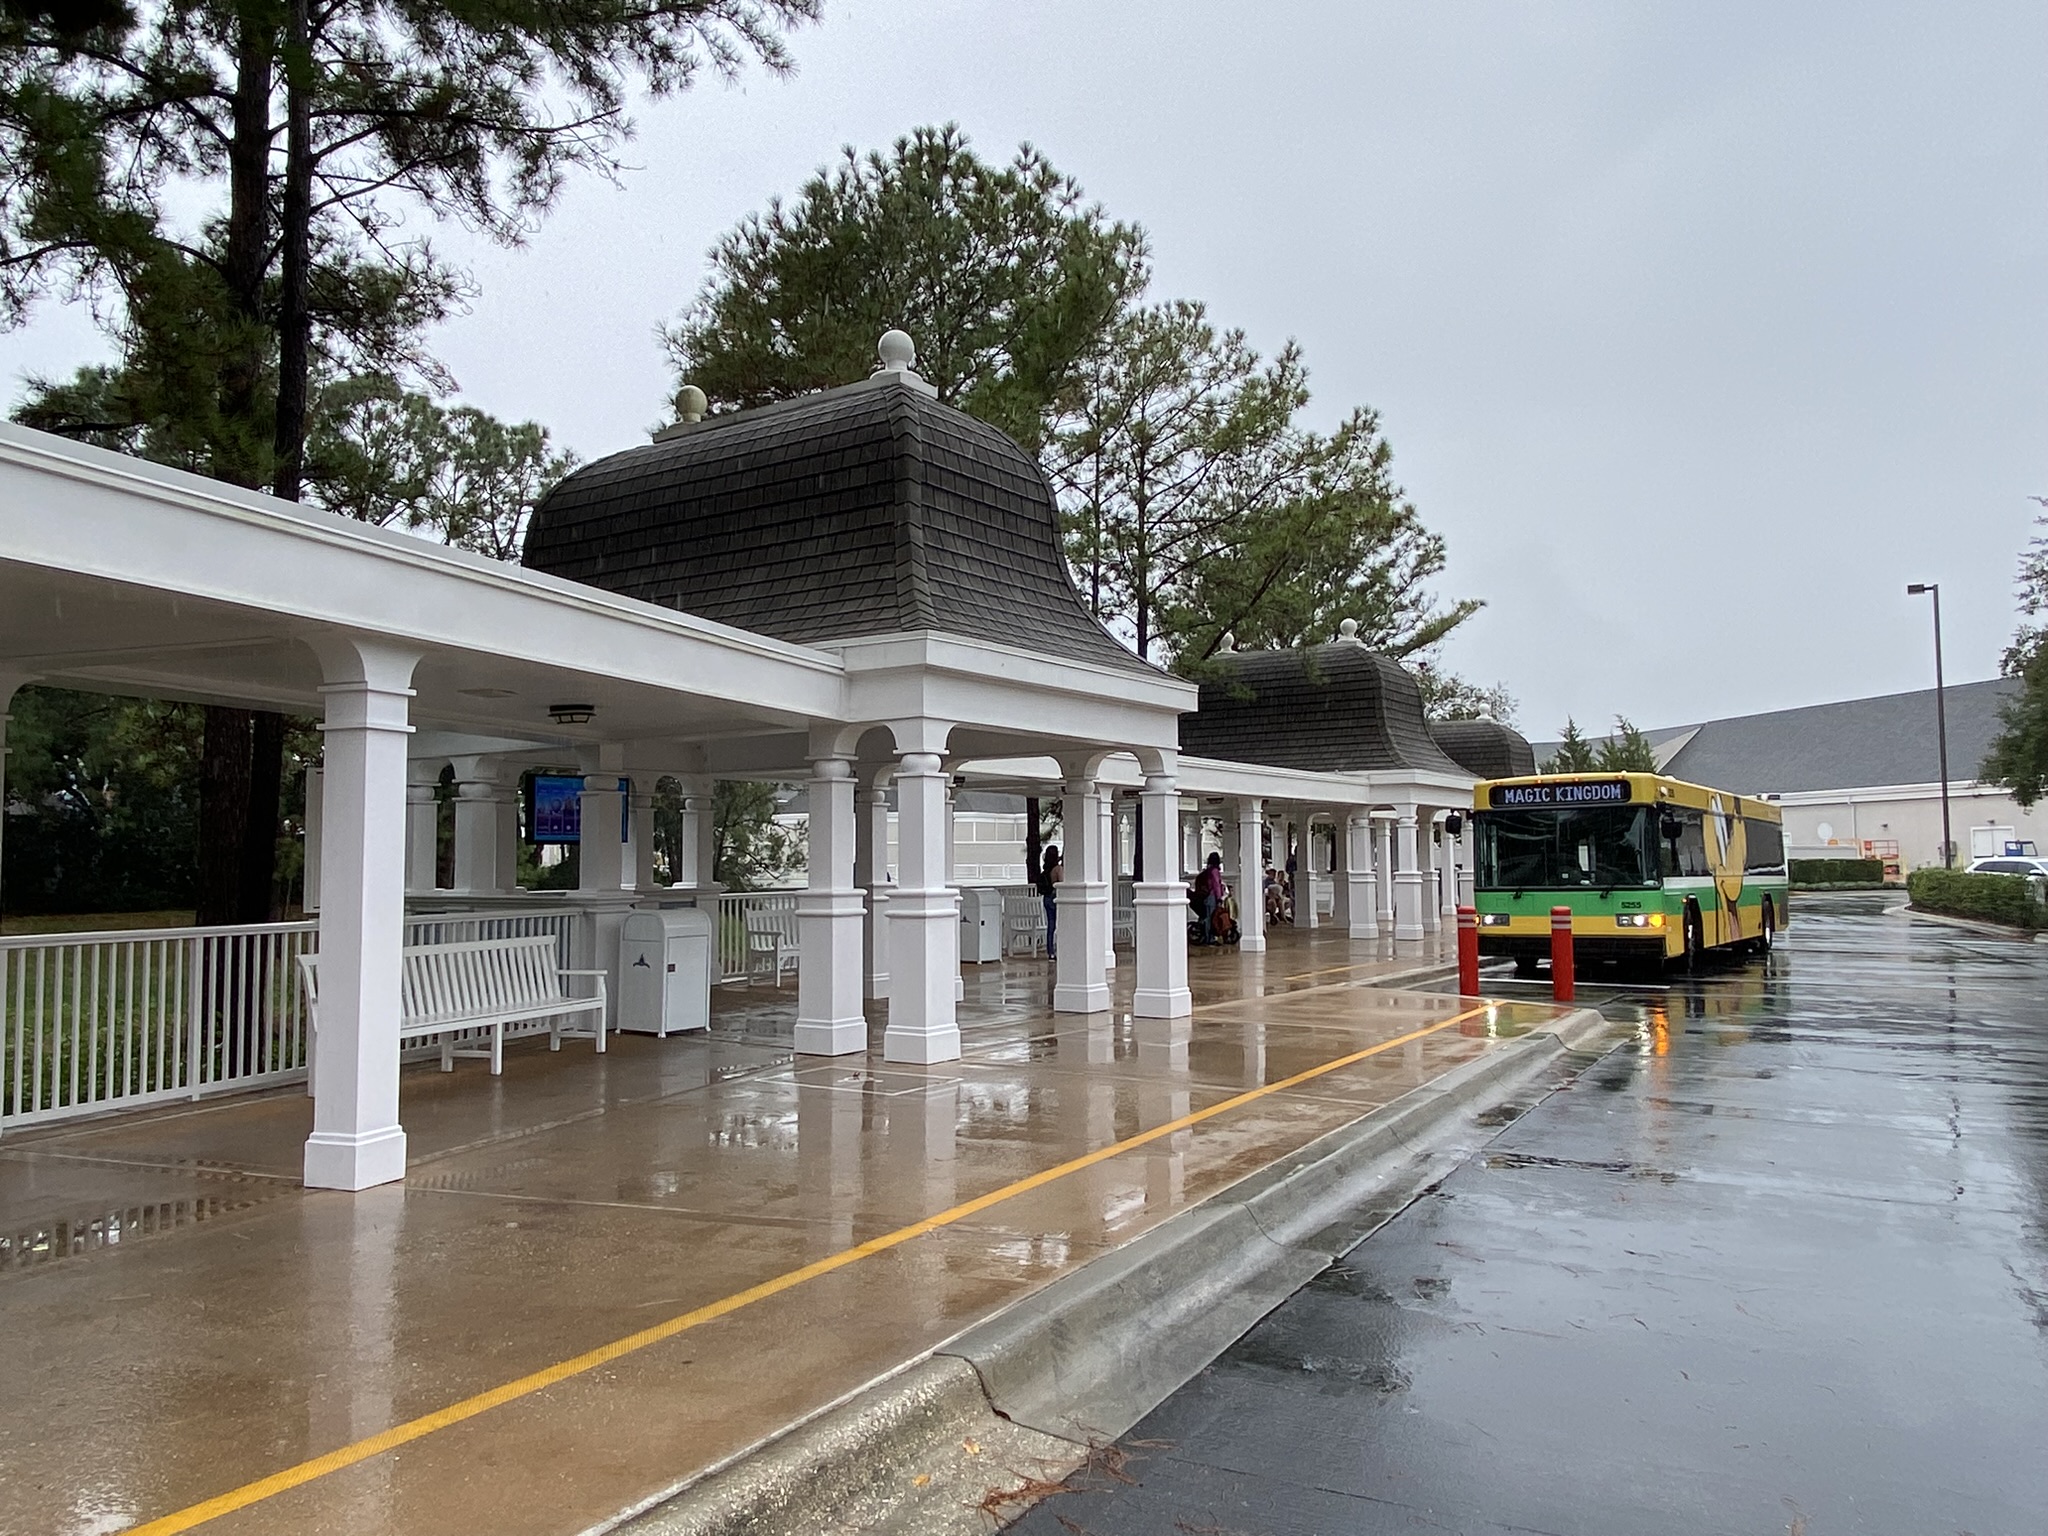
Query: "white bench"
743 907 800 986
1001 889 1046 956
299 935 607 1077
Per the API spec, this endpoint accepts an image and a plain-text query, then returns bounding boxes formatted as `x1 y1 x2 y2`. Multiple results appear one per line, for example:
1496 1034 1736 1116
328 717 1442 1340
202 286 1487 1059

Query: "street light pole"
1906 583 1952 867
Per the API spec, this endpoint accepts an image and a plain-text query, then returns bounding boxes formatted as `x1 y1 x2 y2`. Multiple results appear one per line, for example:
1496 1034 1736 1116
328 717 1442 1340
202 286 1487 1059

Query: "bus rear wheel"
1683 910 1706 973
1753 900 1775 957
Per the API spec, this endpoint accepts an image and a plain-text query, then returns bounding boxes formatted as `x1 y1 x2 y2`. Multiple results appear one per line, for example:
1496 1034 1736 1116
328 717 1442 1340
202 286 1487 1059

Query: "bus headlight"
1615 913 1666 928
1479 913 1510 926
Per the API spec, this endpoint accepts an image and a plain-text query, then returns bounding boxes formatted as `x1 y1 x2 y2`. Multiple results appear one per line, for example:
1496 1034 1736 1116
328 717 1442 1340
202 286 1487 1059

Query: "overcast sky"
6 1 2043 737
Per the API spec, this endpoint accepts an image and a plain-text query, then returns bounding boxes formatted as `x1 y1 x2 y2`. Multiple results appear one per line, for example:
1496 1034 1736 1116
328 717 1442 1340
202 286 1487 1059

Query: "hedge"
1906 868 2048 931
1788 857 1885 886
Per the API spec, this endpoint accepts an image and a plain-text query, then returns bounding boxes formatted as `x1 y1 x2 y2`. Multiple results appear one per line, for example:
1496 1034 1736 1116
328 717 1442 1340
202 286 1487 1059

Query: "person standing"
1195 851 1226 944
1037 843 1064 959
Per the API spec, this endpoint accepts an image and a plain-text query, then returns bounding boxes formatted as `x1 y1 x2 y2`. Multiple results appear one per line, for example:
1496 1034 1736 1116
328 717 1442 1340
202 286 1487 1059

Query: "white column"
856 776 890 1000
884 753 961 1063
1300 815 1320 930
1330 813 1351 931
303 764 323 915
1100 791 1118 971
1346 813 1378 939
451 767 509 894
694 780 720 891
1133 774 1193 1019
0 674 25 920
1376 817 1396 929
945 777 964 1003
496 789 520 891
304 637 420 1192
1421 813 1442 935
578 776 626 893
625 781 657 889
796 758 867 1057
404 767 440 893
1054 778 1113 1012
1236 797 1266 953
1182 809 1201 878
1394 804 1425 942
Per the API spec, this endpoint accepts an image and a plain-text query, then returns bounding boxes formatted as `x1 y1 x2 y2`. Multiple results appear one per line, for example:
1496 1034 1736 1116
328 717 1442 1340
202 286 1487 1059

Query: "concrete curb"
607 1002 1618 1536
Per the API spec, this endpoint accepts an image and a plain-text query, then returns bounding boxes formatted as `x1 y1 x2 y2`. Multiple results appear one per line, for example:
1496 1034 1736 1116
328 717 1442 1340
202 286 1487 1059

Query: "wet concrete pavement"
0 926 1567 1536
1010 892 2048 1536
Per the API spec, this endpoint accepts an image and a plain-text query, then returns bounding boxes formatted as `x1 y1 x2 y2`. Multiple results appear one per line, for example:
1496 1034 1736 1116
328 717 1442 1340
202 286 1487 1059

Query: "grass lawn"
0 911 197 937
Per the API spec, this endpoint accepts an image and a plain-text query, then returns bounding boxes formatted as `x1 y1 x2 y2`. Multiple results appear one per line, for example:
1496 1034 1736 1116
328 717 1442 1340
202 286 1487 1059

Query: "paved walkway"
0 927 1561 1536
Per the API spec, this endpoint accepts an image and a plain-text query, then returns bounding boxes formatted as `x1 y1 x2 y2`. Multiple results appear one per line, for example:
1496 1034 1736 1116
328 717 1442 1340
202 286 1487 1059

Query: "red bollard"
1550 905 1575 1003
1457 906 1480 996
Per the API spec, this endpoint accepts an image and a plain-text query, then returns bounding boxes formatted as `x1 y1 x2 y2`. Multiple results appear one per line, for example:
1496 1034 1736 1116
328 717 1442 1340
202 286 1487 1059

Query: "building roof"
1429 718 1538 780
1654 678 2018 794
522 372 1157 677
1177 637 1466 776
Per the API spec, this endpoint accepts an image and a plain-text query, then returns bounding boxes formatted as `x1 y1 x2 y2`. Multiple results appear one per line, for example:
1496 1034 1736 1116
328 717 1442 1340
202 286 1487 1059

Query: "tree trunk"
197 23 274 928
271 0 313 504
238 711 286 922
197 707 252 926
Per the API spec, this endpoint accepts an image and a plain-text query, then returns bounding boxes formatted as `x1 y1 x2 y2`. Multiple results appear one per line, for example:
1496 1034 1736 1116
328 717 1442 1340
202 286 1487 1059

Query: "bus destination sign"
1489 779 1633 809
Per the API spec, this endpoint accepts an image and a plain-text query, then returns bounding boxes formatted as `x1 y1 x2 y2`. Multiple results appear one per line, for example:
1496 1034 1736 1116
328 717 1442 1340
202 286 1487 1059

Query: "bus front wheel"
1754 900 1775 957
1514 954 1541 979
1683 910 1706 973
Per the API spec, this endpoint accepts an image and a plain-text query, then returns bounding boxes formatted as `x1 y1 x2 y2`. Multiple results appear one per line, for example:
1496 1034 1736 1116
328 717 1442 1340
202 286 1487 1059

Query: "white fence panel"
3 921 317 1130
713 892 799 982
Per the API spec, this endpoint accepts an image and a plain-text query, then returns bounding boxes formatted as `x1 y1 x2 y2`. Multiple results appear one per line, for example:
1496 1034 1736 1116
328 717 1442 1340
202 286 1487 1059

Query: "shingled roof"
1429 718 1538 780
522 367 1156 677
1178 636 1467 775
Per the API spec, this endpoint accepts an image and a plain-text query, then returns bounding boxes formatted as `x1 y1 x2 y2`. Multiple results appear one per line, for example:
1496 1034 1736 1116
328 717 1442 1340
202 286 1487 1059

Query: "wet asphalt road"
1009 892 2048 1536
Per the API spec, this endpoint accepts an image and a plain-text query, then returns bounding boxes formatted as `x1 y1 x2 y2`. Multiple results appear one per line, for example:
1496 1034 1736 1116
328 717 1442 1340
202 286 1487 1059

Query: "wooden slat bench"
299 935 607 1077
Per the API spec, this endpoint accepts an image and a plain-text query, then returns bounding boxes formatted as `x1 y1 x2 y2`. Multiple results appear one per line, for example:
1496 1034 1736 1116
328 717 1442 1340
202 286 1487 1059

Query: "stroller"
1187 881 1243 945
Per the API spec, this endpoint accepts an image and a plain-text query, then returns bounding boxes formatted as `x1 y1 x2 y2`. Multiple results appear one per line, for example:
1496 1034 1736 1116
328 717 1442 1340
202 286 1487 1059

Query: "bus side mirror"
1660 814 1682 842
1444 813 1464 836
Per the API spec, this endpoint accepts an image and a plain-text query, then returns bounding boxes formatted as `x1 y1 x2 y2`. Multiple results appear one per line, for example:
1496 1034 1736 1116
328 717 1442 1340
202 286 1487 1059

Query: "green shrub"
1788 858 1884 886
1907 868 2048 930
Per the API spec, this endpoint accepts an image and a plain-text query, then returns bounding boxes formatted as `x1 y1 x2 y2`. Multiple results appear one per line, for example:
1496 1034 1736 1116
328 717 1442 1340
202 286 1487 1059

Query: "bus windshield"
1475 805 1660 891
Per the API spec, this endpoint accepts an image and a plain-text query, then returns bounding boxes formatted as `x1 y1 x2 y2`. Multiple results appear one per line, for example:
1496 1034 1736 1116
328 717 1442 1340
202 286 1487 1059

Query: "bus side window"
1744 818 1785 873
1661 809 1709 878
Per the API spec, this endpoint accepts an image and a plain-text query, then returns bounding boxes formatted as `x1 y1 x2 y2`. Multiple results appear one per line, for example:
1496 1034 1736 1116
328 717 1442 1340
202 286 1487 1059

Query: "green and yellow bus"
1469 773 1787 976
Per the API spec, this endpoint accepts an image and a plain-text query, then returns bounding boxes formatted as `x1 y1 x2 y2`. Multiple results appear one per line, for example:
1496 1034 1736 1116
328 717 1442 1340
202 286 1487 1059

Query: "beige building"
1643 679 2043 871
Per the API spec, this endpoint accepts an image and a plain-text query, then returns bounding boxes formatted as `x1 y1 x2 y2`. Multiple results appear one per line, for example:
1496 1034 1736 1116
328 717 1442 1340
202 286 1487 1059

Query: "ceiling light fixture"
547 703 596 726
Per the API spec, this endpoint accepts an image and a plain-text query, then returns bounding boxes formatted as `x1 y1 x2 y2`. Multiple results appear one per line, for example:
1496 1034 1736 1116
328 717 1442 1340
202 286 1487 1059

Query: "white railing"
713 891 799 982
3 921 317 1130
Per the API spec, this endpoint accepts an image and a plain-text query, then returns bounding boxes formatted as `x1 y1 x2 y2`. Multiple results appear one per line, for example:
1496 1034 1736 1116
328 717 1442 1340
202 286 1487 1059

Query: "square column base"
795 1019 869 1057
882 1024 964 1064
1133 986 1193 1019
304 1125 407 1191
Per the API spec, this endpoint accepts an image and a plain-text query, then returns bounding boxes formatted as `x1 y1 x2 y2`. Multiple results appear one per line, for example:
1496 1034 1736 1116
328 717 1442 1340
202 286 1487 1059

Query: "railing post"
1457 905 1479 997
1550 906 1574 1003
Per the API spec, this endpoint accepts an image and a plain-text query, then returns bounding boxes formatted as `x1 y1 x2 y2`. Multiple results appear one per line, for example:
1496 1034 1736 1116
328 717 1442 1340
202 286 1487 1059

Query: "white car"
1964 856 2048 878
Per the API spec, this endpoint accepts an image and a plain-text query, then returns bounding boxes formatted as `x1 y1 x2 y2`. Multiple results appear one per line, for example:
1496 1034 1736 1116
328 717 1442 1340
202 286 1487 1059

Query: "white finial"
1337 618 1360 643
1218 631 1236 653
674 384 707 424
877 329 916 372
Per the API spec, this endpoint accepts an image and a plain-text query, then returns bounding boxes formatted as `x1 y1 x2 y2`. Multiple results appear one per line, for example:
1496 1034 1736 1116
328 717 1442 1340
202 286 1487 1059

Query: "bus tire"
1683 907 1705 973
1514 954 1540 979
1754 899 1775 957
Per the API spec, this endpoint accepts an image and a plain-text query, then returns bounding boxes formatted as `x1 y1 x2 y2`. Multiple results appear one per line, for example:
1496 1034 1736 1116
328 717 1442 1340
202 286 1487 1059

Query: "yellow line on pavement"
125 1003 1487 1535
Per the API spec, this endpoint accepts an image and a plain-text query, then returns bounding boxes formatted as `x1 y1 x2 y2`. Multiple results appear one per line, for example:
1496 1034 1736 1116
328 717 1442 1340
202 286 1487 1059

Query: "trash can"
618 907 714 1036
959 886 1002 963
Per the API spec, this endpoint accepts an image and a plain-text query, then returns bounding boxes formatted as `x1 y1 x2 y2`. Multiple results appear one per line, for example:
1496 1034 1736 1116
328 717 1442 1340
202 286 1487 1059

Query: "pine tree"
1545 718 1597 773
